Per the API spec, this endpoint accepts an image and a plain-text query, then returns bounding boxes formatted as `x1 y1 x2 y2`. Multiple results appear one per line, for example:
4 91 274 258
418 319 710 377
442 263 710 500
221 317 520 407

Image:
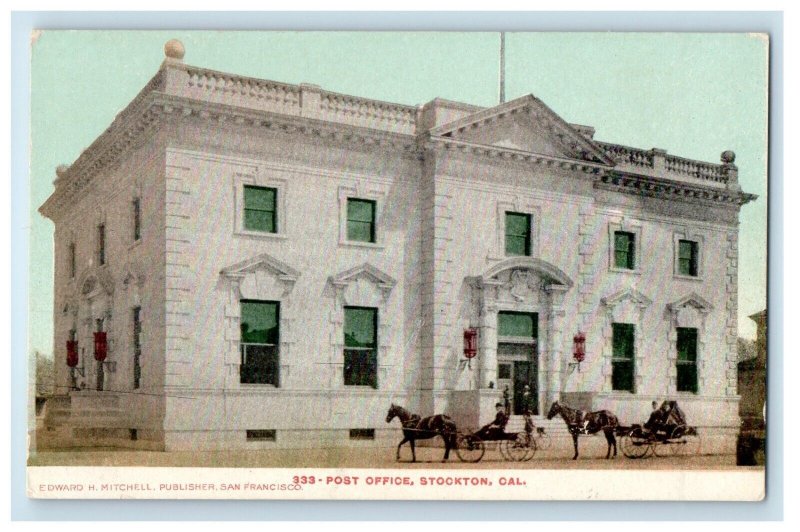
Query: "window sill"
609 267 641 275
234 230 288 241
673 274 703 282
338 240 385 250
343 385 380 390
239 383 280 389
128 239 143 252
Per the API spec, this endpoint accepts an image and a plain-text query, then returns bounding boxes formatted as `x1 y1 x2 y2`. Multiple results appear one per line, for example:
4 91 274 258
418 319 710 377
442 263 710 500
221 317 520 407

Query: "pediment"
667 292 713 314
602 288 652 309
430 95 614 165
330 262 396 290
220 253 300 282
77 267 115 297
480 256 573 288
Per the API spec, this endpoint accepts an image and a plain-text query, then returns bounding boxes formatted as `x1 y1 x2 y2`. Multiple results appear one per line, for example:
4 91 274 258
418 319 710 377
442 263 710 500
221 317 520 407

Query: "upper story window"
611 322 635 392
97 224 106 266
347 199 376 243
343 306 378 388
676 327 698 393
613 231 636 270
68 242 76 279
240 300 280 386
505 212 532 256
132 198 141 242
243 186 277 233
678 240 699 277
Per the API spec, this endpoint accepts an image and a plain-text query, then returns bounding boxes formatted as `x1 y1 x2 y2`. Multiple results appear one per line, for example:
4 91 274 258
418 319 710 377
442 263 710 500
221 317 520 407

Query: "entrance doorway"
496 312 538 415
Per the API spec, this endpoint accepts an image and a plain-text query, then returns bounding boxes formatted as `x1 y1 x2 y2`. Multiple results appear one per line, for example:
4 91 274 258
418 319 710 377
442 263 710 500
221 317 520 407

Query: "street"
28 445 749 470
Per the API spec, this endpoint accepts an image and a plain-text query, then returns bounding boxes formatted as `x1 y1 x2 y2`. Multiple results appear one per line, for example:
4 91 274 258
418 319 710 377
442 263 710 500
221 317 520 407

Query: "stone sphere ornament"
164 39 185 60
721 150 736 164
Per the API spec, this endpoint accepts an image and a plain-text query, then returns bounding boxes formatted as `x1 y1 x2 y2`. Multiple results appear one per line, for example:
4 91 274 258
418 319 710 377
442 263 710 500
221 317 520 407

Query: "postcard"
26 31 767 501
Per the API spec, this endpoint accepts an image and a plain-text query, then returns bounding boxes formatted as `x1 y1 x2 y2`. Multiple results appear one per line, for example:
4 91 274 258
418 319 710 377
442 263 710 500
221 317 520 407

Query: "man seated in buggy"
643 400 686 438
474 402 510 441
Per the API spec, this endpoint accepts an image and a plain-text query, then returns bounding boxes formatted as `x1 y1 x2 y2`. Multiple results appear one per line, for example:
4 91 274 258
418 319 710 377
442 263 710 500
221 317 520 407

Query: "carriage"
620 401 701 458
454 411 538 463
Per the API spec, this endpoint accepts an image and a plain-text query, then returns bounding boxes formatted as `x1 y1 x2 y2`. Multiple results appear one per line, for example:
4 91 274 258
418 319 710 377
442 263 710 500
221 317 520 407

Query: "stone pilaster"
545 284 569 405
725 230 740 396
478 280 502 389
164 160 193 389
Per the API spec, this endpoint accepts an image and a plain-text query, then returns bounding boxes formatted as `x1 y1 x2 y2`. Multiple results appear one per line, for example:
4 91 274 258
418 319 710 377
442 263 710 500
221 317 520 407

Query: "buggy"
620 401 700 458
455 411 538 463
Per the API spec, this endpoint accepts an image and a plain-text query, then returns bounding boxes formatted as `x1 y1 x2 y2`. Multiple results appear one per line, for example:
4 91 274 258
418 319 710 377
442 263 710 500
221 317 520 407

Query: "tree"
737 337 757 363
34 350 54 397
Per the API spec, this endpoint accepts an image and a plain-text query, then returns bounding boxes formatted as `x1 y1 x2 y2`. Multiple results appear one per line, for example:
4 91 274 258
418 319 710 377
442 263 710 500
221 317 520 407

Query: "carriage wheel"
455 433 485 463
621 428 651 459
523 433 538 461
501 433 532 462
667 427 701 456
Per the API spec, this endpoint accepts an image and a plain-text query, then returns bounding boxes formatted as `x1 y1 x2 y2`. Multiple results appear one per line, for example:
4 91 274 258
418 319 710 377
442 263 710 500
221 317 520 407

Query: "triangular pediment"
602 287 652 309
430 95 614 165
667 292 713 314
330 262 396 289
220 253 300 281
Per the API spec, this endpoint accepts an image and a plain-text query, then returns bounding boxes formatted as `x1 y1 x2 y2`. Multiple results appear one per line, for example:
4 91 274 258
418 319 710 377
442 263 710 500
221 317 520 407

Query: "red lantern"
66 340 79 368
463 328 478 359
573 332 586 363
94 331 108 362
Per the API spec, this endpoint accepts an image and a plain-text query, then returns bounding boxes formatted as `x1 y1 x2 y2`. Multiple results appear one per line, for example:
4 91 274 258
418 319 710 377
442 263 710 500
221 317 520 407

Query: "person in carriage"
475 402 510 441
643 400 688 439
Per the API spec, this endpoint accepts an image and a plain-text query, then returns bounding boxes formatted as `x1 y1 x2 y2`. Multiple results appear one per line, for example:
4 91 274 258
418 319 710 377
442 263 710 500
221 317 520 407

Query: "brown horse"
386 404 457 463
547 401 618 460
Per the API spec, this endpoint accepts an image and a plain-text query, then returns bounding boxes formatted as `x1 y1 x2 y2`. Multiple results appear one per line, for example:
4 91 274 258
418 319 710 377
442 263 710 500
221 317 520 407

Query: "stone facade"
39 41 756 452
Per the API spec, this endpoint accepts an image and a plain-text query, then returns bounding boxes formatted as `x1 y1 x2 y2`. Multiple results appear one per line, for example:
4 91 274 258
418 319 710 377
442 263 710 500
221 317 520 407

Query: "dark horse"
547 401 619 460
386 404 457 463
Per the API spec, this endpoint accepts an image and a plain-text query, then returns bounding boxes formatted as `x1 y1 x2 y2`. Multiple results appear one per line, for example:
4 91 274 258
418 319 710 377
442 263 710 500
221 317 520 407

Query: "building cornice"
595 171 758 207
39 90 420 220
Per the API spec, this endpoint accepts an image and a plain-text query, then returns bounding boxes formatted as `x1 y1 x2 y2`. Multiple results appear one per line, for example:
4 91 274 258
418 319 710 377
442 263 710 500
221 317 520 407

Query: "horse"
546 400 619 460
385 403 457 463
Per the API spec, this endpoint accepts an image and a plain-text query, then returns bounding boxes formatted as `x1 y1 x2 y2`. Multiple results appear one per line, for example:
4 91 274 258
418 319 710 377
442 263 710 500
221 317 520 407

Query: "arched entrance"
473 257 573 414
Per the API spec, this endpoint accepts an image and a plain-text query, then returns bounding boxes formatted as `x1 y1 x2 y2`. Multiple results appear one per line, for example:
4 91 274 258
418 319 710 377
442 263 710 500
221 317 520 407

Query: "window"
676 327 698 393
132 306 142 389
613 231 635 270
344 306 378 388
505 212 531 256
678 240 699 277
246 429 277 442
97 224 106 266
346 199 376 243
132 198 141 241
240 300 280 385
497 363 512 380
612 323 635 392
349 429 375 440
498 311 538 338
243 186 277 233
68 242 76 279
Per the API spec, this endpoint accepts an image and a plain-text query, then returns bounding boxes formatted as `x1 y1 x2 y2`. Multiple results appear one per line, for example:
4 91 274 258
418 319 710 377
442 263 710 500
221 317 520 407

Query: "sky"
29 31 768 356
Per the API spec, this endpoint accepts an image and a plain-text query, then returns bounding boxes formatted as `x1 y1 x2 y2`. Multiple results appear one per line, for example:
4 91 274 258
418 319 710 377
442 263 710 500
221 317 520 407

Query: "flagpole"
499 32 506 104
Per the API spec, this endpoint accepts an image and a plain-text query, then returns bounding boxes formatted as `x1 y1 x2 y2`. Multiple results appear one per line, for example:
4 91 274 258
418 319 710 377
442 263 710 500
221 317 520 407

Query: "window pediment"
667 292 713 314
221 253 300 283
330 262 396 300
601 288 652 310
